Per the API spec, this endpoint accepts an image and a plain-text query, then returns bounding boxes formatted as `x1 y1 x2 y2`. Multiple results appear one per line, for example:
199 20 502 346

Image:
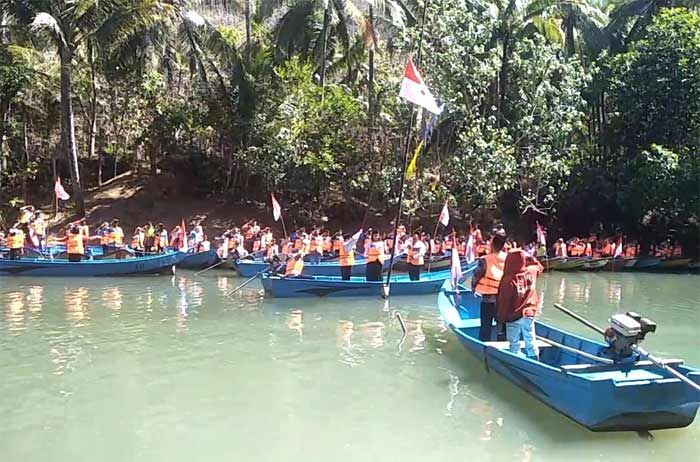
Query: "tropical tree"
0 0 179 214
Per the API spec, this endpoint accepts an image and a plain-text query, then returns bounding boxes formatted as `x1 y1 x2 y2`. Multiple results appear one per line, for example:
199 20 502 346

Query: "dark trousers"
341 266 352 280
479 300 497 341
365 261 383 281
68 253 83 262
408 264 422 281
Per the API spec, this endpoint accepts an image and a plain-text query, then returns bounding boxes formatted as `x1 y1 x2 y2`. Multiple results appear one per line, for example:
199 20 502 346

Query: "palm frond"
30 12 67 48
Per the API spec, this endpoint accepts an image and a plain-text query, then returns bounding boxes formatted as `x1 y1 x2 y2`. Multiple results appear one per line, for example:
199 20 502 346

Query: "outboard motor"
604 311 657 361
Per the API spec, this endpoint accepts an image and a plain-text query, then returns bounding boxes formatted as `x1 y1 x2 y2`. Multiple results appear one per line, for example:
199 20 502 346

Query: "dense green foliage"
0 1 698 253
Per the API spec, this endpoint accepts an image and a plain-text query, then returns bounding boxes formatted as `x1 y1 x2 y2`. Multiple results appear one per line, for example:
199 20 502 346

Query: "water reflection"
359 322 385 349
65 287 90 324
4 291 26 333
102 287 123 312
26 286 44 314
287 309 303 340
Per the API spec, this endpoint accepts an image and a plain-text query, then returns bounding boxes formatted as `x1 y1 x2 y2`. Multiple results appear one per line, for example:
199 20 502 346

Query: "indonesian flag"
450 232 462 289
54 177 70 201
464 234 475 264
614 236 623 258
536 221 546 247
271 194 282 222
179 218 188 251
438 200 449 227
399 57 443 115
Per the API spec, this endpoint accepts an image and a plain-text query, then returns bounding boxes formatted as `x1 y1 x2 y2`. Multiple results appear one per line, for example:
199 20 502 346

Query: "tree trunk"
368 5 375 142
59 44 85 215
319 6 331 90
564 17 575 58
88 40 98 180
244 0 252 63
22 119 29 203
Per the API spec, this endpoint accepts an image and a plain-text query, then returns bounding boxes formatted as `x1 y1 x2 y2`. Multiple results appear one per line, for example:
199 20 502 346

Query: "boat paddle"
552 303 700 392
225 264 272 298
194 259 227 277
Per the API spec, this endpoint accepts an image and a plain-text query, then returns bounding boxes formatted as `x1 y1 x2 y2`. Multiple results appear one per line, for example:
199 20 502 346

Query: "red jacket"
496 250 543 323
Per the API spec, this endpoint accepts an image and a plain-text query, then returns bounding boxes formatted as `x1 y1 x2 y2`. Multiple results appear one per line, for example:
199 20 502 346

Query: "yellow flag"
406 140 424 181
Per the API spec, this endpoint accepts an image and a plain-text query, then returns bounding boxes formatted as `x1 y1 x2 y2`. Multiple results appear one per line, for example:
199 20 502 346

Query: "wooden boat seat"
560 359 684 373
484 340 552 349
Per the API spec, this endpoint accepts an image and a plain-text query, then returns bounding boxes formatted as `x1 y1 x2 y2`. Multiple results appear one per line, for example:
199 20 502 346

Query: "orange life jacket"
366 242 385 264
332 240 342 252
408 246 424 266
339 244 355 267
8 232 24 249
67 233 84 255
131 234 144 250
323 238 332 253
474 252 506 295
584 243 593 257
430 241 441 255
285 258 304 277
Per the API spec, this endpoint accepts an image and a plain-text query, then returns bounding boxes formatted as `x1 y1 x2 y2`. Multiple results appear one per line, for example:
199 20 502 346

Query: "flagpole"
383 0 432 297
427 200 445 272
280 215 288 240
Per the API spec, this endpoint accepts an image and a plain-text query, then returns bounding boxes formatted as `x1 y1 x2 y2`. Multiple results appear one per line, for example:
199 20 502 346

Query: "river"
0 271 698 461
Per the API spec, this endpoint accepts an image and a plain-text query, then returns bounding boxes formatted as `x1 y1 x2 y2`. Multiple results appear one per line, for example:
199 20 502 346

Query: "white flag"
399 57 443 115
614 237 623 258
271 194 282 222
464 234 475 264
438 201 449 227
54 178 70 201
451 234 462 289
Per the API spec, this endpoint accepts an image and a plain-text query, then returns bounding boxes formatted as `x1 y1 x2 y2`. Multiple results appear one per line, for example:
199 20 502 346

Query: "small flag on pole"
614 236 623 258
465 234 475 264
399 57 443 115
536 221 546 247
271 194 282 222
180 218 188 251
450 232 462 289
54 177 70 201
438 200 449 227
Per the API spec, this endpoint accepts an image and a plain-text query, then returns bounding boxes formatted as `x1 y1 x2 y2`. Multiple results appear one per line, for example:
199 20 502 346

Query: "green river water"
0 271 698 461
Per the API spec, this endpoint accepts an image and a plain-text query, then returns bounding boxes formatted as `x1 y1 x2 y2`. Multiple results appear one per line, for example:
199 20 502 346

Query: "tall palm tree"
607 0 698 49
0 0 178 214
274 0 406 87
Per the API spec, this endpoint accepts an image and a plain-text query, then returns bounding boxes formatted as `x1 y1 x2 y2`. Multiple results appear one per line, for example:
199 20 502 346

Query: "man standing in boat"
473 230 508 341
407 232 427 281
365 231 386 281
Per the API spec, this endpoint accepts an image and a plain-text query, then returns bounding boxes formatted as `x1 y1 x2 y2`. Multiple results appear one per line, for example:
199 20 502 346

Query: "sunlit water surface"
0 271 698 461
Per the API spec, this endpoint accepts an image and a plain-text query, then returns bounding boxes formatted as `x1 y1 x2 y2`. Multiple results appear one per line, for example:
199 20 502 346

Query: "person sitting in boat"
496 249 544 359
473 231 508 341
365 231 386 281
7 226 25 260
283 250 306 278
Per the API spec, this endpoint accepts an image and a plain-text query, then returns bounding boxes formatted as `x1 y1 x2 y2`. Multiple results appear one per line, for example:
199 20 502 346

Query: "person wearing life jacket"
407 233 427 281
199 236 211 252
497 249 544 359
111 219 124 247
338 230 361 280
31 210 46 250
365 231 386 281
18 205 34 225
332 233 343 257
584 239 593 257
64 226 86 262
266 238 280 261
472 231 508 341
96 221 112 255
554 238 567 258
7 226 25 260
154 223 168 253
284 250 305 278
131 227 145 257
307 232 324 264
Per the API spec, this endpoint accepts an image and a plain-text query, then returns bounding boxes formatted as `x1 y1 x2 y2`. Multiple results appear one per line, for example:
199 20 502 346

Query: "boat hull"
0 252 185 277
437 281 700 432
581 258 609 271
178 249 220 269
261 263 476 298
556 257 590 271
236 257 390 278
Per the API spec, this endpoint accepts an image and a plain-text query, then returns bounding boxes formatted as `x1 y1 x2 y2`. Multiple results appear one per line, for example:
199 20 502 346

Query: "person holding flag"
338 229 362 280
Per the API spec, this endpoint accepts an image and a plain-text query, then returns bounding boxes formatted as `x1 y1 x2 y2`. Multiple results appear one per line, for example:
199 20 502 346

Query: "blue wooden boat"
0 251 186 277
437 279 700 432
260 262 476 298
236 256 388 278
178 249 220 269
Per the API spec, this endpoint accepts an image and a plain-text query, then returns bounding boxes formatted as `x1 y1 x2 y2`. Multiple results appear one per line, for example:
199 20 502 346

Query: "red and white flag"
438 200 449 227
614 236 623 258
536 221 546 247
54 177 70 201
399 57 443 115
464 234 475 264
180 218 188 251
271 194 282 222
450 232 462 289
